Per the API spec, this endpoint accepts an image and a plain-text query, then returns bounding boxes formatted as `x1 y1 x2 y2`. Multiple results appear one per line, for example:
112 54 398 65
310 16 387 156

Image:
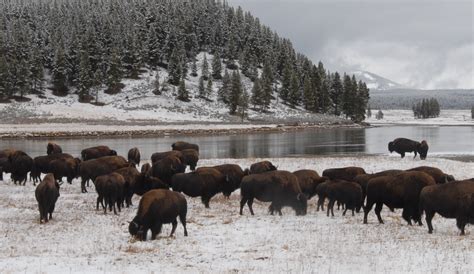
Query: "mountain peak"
351 70 404 90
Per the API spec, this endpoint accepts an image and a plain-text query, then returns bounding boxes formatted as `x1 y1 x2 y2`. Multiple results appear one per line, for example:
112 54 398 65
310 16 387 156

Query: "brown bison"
35 174 60 223
322 166 366 182
315 180 346 211
206 164 249 197
81 145 117 161
240 170 307 216
49 157 81 184
94 172 126 214
420 179 474 235
249 160 277 174
79 156 129 193
46 142 63 155
171 141 199 152
31 153 74 184
127 147 141 166
293 169 328 200
8 150 34 185
171 167 229 208
388 138 429 160
407 166 455 184
181 149 199 171
141 163 151 174
0 149 15 181
364 171 436 225
325 180 363 217
354 169 404 204
150 156 186 185
151 150 183 164
129 189 188 241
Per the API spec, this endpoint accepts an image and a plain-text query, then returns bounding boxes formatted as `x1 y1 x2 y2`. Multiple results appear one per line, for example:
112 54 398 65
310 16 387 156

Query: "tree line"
0 0 369 122
412 98 441 119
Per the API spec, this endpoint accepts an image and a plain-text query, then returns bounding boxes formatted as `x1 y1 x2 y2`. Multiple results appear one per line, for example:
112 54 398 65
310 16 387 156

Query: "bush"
412 98 440 119
375 109 383 120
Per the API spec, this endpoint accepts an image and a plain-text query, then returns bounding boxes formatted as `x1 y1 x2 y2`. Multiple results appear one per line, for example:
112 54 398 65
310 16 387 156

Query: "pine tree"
30 47 44 93
201 53 209 80
106 48 123 94
342 74 354 118
238 90 249 122
190 58 198 77
251 78 262 109
168 48 182 86
218 69 231 104
471 106 474 119
16 59 31 99
0 56 9 98
177 79 189 101
211 51 222 79
78 50 92 102
153 71 161 95
198 76 206 98
260 60 274 110
330 72 343 116
319 77 331 113
303 76 314 111
367 105 372 118
51 45 68 96
280 62 292 103
229 71 243 114
206 77 213 98
288 72 301 108
376 109 384 120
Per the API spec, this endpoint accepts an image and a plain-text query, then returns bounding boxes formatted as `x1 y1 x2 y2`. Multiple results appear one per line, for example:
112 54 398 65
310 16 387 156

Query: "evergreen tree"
206 77 213 98
190 58 198 77
330 72 343 116
0 56 9 98
211 51 222 79
177 79 189 101
218 69 231 104
198 76 206 98
51 45 68 96
238 90 249 122
342 74 354 118
153 71 161 95
303 76 314 111
16 59 31 98
30 47 44 93
168 48 182 85
250 77 262 109
367 105 372 118
376 109 384 120
310 65 321 113
78 50 92 102
319 77 331 113
229 71 243 114
201 53 209 80
280 62 292 103
471 106 474 119
106 48 123 94
288 72 301 108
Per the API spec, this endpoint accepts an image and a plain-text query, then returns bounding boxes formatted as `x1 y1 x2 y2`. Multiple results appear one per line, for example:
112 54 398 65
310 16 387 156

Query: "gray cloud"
228 0 474 89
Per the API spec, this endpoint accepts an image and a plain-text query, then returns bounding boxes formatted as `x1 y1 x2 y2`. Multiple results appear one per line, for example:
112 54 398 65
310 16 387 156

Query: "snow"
367 109 474 126
1 156 473 273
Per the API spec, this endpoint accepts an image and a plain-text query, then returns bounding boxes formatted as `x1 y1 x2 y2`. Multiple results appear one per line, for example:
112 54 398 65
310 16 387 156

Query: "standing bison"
81 146 117 161
49 157 81 184
94 172 126 214
171 167 229 208
150 156 186 185
151 150 183 164
354 169 403 204
129 189 188 241
79 156 129 193
240 170 307 216
171 141 199 152
322 166 366 182
407 166 455 184
388 138 429 160
420 179 474 235
249 160 277 174
127 147 141 166
31 153 74 184
325 180 363 217
364 171 435 225
8 150 34 185
0 149 15 181
35 174 60 223
46 142 63 155
209 164 249 197
181 149 199 171
293 169 328 200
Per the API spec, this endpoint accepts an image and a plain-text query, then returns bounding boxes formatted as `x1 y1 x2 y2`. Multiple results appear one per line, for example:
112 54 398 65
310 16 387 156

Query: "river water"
1 125 473 161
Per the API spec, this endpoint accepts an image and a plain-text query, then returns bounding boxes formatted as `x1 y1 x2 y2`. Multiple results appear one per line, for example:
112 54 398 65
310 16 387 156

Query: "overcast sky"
227 0 473 89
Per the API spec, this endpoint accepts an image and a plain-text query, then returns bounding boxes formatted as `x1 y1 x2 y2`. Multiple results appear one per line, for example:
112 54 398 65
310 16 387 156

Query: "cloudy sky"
228 0 473 89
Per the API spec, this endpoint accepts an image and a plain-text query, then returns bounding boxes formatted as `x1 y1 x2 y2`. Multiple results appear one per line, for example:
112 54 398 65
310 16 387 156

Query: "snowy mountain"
352 70 404 91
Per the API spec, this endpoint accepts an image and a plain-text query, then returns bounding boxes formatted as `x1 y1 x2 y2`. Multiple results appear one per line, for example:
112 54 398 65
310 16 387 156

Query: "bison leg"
343 207 347 216
247 198 255 215
151 223 162 240
425 210 435 234
170 219 178 237
400 152 405 158
179 213 188 237
413 150 417 159
81 178 88 193
327 199 335 217
402 207 413 225
201 196 210 208
456 218 466 236
317 196 325 211
239 197 248 215
374 203 384 224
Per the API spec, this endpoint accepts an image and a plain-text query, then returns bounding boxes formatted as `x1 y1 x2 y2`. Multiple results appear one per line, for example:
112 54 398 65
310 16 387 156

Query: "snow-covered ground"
1 156 473 273
367 109 474 126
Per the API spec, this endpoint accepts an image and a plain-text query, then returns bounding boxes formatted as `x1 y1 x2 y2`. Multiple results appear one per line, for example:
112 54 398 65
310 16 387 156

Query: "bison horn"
297 193 302 201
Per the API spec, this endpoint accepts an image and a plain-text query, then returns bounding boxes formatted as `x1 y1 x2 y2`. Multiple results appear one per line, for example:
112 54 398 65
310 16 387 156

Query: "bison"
240 170 307 216
364 171 436 225
128 147 141 166
181 149 199 171
171 141 199 152
94 172 126 214
46 142 63 155
35 173 60 223
249 160 277 174
31 153 74 184
388 138 429 160
354 169 404 204
407 166 455 184
293 169 328 200
322 166 366 182
206 164 249 198
141 163 151 174
8 150 34 185
49 157 81 184
325 180 363 217
129 189 188 240
151 150 183 164
79 156 129 193
150 156 186 185
420 179 474 235
171 167 229 208
81 145 117 161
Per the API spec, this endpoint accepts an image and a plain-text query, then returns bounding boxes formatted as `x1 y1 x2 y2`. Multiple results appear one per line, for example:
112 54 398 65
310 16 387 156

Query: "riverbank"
0 156 473 273
366 109 473 126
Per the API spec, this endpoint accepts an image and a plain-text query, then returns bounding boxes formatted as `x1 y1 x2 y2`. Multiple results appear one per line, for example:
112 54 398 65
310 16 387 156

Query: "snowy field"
366 109 474 126
1 156 473 273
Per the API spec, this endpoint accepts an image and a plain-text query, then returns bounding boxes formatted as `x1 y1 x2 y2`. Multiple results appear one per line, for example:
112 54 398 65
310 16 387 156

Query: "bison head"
110 150 118 156
388 141 395 153
417 140 429 160
445 174 455 183
128 220 140 236
294 193 308 216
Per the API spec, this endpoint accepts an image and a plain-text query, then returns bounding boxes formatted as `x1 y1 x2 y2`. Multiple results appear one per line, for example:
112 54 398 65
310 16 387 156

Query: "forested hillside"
0 0 369 122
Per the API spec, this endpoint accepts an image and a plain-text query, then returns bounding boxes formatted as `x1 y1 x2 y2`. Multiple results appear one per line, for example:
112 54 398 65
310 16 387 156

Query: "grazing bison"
240 170 307 216
171 167 229 208
151 150 183 164
81 146 117 161
293 169 328 200
79 156 129 193
94 172 126 214
8 150 34 185
407 166 455 184
129 189 188 241
35 174 60 223
0 149 15 180
151 156 186 185
171 141 199 152
46 142 63 155
388 138 429 160
181 149 199 171
207 164 249 197
354 169 404 204
420 179 474 235
322 167 366 182
127 147 141 166
249 161 277 174
364 171 436 225
325 180 363 217
31 153 74 184
141 163 151 174
49 157 81 184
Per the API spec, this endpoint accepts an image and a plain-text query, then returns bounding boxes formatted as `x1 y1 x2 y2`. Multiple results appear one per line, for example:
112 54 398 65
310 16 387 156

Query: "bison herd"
0 139 473 241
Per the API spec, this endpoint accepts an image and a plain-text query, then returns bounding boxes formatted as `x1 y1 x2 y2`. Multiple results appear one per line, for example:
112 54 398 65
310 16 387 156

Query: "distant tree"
288 72 301 108
211 51 222 79
229 71 243 114
168 48 182 86
218 69 231 104
153 71 161 95
250 77 262 109
206 77 213 98
106 48 123 94
279 62 292 103
376 109 384 120
367 105 372 118
471 106 474 119
201 53 209 80
198 76 206 98
413 98 440 119
177 79 189 101
190 59 198 77
78 50 92 102
303 76 314 111
330 72 343 116
238 90 249 122
51 46 68 96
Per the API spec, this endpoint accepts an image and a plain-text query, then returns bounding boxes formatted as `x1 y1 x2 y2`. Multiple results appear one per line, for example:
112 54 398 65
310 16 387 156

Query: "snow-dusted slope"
352 70 404 90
